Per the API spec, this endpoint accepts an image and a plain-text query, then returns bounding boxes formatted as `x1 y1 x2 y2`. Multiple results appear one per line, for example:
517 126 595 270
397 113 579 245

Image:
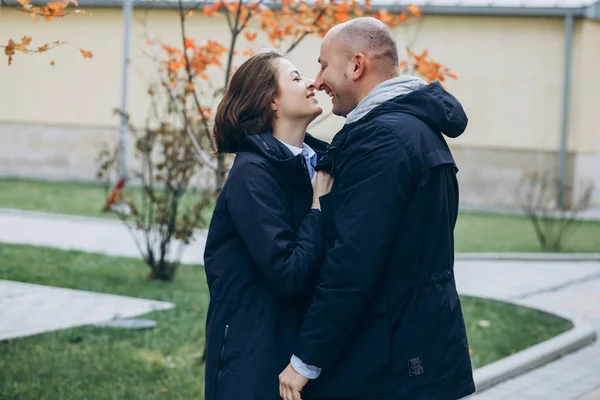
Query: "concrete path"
0 208 207 265
0 280 173 342
458 260 600 399
1 208 600 398
0 209 179 343
579 386 600 400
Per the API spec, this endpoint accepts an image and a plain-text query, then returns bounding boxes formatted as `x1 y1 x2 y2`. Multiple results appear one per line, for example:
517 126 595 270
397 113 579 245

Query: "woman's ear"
271 99 278 112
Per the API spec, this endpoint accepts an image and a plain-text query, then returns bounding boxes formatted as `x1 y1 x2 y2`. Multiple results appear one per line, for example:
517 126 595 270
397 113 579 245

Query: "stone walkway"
457 260 600 400
0 208 207 265
579 387 600 400
0 280 173 341
1 208 600 398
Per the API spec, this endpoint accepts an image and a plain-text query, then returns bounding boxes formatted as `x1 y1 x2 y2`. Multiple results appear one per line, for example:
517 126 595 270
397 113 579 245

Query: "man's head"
314 17 400 117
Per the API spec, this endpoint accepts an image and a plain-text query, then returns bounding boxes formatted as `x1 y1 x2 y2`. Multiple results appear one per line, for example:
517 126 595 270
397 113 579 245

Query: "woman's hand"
312 171 334 209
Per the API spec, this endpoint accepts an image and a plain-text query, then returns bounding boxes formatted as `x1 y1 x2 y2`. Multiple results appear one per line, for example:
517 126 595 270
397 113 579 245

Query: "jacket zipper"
302 158 310 179
214 324 229 400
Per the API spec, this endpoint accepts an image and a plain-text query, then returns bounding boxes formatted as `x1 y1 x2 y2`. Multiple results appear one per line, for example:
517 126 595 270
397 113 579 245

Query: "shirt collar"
276 138 316 159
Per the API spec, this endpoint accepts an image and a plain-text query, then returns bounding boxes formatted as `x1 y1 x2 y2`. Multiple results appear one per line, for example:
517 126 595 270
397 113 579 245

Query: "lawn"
455 212 600 253
1 178 600 252
0 178 212 224
0 243 573 400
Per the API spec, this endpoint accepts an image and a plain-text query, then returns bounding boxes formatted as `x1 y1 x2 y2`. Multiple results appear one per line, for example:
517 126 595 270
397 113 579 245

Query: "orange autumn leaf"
407 3 421 17
43 2 67 21
169 61 182 73
4 39 16 65
397 12 407 23
334 11 351 23
373 9 393 24
80 48 93 58
184 37 195 49
244 31 257 42
21 36 33 46
203 4 218 16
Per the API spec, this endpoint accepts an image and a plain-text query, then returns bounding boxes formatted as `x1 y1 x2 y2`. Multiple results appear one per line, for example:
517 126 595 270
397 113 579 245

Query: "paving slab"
578 386 600 400
0 208 207 265
0 280 174 342
454 259 600 301
468 271 600 399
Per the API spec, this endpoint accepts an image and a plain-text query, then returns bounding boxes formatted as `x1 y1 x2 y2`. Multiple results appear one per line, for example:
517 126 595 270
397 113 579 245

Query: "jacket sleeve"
225 160 324 299
294 127 412 370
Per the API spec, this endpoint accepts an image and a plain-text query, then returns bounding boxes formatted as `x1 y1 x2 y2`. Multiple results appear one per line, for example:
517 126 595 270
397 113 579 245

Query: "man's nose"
313 71 325 91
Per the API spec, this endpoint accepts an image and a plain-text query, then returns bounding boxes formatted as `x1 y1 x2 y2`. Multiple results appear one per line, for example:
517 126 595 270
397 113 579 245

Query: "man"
279 17 476 400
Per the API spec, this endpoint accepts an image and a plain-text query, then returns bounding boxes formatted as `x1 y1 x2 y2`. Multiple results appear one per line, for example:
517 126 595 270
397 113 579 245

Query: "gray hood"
345 75 427 125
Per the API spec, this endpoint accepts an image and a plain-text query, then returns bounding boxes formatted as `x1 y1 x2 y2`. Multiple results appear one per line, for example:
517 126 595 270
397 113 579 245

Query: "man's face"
314 35 356 117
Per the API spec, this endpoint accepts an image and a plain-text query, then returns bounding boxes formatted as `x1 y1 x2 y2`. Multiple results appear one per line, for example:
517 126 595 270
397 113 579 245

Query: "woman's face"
272 58 323 122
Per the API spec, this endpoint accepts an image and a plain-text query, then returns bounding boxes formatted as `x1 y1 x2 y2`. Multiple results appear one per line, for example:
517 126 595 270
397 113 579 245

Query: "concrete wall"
1 8 599 207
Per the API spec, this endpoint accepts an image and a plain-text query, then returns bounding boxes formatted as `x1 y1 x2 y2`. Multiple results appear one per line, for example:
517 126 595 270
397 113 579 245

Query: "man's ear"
351 53 366 81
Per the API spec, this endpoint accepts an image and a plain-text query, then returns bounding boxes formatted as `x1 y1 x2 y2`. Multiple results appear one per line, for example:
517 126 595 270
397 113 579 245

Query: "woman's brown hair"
213 50 284 154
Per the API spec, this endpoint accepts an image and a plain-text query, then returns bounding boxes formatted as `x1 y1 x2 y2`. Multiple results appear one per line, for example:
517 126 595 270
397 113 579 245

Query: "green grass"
462 296 573 368
0 243 573 399
2 178 600 253
0 178 213 227
0 243 208 400
455 212 600 253
0 178 116 220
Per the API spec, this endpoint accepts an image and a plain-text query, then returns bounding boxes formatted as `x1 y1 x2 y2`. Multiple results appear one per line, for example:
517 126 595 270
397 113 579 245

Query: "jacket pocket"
211 315 258 400
214 324 229 400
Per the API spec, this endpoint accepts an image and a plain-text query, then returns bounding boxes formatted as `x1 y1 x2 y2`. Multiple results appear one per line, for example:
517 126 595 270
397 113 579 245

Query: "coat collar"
243 132 329 188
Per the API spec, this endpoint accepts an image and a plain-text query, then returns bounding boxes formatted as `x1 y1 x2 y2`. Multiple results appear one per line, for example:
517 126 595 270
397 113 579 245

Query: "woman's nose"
305 78 316 90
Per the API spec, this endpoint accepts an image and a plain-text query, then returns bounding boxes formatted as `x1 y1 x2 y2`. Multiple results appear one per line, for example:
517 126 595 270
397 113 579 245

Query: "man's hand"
279 363 309 400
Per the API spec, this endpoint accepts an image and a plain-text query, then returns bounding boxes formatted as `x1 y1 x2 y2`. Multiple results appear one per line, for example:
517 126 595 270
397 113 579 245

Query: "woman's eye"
294 77 301 82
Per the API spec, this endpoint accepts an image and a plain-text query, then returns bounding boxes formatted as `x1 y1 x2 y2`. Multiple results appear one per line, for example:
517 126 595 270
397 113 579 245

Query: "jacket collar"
243 132 329 187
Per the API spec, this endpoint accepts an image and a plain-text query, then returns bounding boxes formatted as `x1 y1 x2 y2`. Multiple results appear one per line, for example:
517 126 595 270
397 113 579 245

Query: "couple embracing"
203 16 476 400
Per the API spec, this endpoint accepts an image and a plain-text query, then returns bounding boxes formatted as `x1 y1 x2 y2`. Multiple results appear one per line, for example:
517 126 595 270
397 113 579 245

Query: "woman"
203 50 333 400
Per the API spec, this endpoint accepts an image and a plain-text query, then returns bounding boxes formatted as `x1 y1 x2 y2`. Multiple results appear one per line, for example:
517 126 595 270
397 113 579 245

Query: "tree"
516 170 594 251
1 0 92 65
98 0 457 282
158 0 456 191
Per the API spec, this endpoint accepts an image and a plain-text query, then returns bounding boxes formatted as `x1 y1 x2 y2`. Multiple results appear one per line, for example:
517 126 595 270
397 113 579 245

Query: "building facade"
1 0 599 209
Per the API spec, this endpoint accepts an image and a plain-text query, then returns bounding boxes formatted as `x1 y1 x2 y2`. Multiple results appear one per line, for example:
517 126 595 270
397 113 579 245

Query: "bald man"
279 17 475 400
